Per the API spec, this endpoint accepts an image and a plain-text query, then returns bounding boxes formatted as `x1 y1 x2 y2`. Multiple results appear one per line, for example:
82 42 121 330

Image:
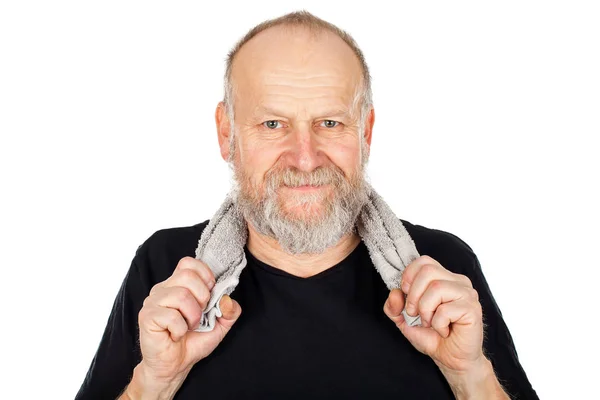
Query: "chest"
175 267 455 399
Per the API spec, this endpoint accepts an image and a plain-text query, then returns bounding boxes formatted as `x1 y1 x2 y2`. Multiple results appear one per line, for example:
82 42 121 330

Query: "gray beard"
230 161 372 255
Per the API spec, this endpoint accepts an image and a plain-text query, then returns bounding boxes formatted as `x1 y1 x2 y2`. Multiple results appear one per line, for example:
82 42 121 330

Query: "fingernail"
401 280 410 294
208 280 215 290
406 302 415 316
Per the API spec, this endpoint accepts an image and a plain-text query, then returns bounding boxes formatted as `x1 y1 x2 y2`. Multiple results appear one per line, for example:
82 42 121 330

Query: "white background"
1 1 598 398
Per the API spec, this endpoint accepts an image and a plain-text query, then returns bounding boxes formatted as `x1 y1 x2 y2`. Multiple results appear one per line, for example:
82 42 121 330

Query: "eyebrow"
251 105 351 120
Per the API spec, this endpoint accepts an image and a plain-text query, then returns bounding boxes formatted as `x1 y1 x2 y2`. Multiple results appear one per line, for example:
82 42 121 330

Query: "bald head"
230 25 364 128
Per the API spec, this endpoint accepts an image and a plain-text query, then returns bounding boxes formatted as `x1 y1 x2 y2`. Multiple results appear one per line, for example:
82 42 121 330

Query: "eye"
320 120 340 128
263 120 282 129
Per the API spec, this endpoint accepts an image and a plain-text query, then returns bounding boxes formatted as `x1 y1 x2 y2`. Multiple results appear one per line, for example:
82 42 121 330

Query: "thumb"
185 295 242 364
383 289 439 356
383 288 406 326
216 294 242 330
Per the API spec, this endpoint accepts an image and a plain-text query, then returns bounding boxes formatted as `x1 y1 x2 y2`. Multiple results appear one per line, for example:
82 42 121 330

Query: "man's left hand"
383 255 486 374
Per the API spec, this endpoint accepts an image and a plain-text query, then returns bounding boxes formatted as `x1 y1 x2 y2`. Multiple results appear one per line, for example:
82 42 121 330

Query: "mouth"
283 184 329 192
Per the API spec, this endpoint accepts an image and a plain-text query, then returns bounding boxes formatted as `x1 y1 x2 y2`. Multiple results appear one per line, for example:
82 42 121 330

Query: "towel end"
402 310 422 327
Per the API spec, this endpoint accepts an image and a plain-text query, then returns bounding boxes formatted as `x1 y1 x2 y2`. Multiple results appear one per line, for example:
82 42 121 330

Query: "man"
76 10 538 400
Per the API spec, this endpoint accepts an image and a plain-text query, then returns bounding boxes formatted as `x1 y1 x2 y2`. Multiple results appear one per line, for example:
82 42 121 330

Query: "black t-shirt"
75 219 538 399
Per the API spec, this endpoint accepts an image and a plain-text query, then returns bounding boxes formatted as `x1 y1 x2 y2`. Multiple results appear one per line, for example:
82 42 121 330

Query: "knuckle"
138 306 151 325
194 259 215 282
176 256 196 270
199 286 211 306
419 255 435 264
421 263 437 275
432 304 445 320
158 308 177 328
167 308 180 324
204 266 216 283
174 286 193 304
189 311 202 329
142 295 152 308
469 287 479 301
177 268 198 282
430 280 443 290
458 274 473 287
406 295 417 308
474 300 483 318
149 282 162 296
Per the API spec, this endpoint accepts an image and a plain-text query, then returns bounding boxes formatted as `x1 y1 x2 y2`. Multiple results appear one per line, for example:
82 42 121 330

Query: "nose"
284 124 325 172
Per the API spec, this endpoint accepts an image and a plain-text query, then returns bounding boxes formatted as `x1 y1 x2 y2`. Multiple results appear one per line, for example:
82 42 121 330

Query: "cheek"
325 141 360 174
239 139 284 183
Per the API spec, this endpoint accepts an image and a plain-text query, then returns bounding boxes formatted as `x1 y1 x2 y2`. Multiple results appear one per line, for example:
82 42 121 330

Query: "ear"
364 107 375 147
215 101 232 162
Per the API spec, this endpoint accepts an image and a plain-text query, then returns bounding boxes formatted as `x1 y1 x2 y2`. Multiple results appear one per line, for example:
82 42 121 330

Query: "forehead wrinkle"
266 69 351 81
254 108 351 121
253 84 357 114
250 100 352 120
261 70 357 90
259 78 352 94
261 91 352 104
241 67 361 122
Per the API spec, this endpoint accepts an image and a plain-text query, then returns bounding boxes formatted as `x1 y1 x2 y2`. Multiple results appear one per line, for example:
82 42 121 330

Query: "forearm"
118 362 189 400
441 357 510 400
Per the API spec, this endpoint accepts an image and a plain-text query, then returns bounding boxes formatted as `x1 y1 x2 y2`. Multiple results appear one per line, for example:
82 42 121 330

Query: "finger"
384 297 441 356
141 305 189 342
149 286 205 330
416 280 470 328
429 299 479 338
163 268 213 310
403 262 448 316
384 289 442 356
395 314 441 356
175 256 216 288
401 256 444 295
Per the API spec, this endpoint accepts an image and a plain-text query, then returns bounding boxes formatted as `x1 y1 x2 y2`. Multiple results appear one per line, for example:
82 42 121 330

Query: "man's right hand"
122 256 242 399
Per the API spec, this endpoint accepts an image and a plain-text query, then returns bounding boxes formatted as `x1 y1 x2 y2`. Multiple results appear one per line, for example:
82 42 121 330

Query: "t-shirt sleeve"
443 232 539 400
74 244 152 400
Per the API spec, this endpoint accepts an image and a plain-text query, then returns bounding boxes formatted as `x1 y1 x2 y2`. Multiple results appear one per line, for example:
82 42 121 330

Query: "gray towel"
194 186 422 332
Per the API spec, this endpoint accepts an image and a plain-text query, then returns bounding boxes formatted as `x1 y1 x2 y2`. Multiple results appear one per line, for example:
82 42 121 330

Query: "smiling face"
216 25 375 254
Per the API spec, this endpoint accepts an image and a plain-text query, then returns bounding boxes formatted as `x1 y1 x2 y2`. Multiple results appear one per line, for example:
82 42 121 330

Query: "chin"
280 202 326 222
275 186 333 220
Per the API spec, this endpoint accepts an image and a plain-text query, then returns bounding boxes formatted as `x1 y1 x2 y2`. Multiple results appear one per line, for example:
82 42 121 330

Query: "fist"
137 256 242 384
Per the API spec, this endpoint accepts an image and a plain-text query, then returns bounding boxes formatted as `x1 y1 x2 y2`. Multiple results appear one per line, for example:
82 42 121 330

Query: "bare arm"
441 356 511 400
117 362 191 400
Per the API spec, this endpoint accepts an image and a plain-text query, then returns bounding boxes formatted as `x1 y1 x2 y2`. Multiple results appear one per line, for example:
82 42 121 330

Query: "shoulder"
138 220 210 258
132 220 211 285
399 218 480 278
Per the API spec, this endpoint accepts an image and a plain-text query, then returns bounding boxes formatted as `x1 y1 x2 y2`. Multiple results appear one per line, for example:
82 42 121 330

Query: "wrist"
439 356 509 400
125 362 190 400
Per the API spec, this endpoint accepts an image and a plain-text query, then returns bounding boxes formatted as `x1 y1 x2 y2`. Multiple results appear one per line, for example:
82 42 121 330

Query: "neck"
246 221 361 278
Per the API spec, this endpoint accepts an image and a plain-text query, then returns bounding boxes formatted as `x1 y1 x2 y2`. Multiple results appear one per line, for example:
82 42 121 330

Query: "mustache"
265 165 346 188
